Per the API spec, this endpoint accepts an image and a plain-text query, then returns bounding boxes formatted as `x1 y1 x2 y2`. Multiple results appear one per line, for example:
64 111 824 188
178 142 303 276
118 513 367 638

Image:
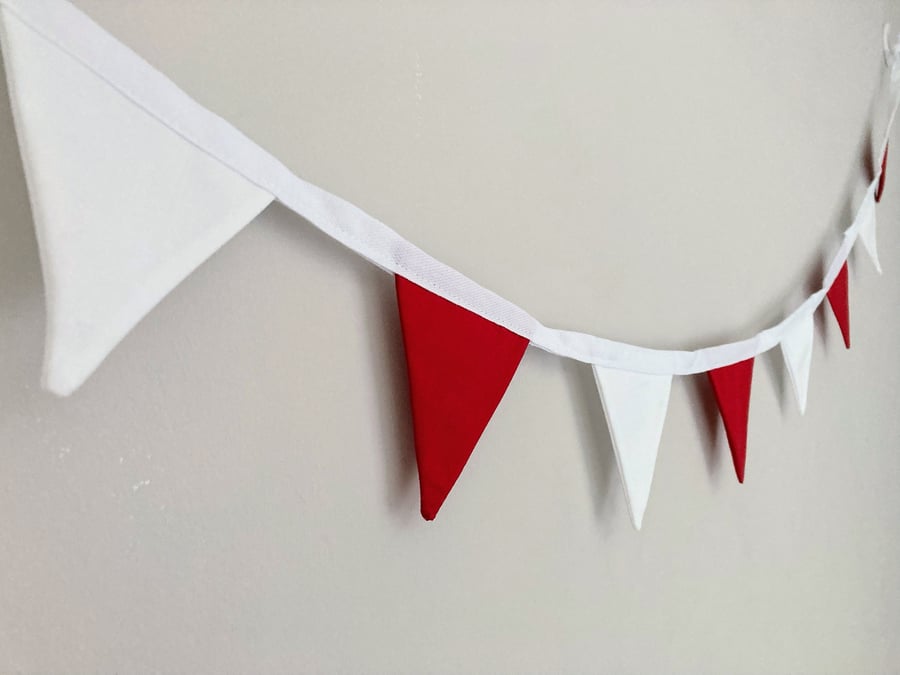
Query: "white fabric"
1 0 899 391
0 6 274 394
857 193 882 274
780 314 815 415
592 366 672 530
888 27 900 87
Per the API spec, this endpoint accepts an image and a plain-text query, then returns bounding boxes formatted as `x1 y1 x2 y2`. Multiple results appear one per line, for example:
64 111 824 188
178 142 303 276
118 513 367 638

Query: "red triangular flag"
707 358 755 483
826 262 850 349
876 143 888 203
395 276 529 520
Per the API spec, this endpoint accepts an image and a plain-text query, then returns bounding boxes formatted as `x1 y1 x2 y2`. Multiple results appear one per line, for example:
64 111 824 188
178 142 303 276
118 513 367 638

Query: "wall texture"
2 1 900 673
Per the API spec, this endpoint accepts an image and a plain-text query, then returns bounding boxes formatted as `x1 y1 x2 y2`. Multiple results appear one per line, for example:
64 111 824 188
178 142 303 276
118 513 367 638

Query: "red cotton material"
395 276 529 521
707 357 755 483
827 262 850 349
876 143 888 203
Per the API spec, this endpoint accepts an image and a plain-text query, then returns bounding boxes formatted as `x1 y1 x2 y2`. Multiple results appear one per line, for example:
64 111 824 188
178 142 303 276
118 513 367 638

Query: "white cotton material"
592 366 672 530
779 314 815 415
0 6 274 395
0 0 899 392
857 192 882 274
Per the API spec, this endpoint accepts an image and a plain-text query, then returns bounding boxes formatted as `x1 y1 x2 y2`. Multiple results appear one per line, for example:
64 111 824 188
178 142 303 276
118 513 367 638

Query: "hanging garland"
1 0 898 528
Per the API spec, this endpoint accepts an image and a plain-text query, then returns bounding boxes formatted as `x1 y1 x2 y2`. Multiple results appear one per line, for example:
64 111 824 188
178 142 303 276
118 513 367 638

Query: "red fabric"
826 262 850 349
395 276 529 520
876 143 888 203
707 358 755 483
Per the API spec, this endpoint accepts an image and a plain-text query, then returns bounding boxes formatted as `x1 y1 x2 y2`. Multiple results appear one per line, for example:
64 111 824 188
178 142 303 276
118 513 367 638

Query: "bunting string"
1 0 899 527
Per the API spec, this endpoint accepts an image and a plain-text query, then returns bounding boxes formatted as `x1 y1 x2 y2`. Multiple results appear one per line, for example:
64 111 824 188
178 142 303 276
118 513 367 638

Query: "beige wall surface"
2 1 900 673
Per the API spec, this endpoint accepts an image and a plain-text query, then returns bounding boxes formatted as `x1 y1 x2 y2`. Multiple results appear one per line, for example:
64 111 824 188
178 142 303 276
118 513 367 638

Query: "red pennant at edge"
395 276 529 521
826 262 850 349
876 143 888 203
707 358 755 483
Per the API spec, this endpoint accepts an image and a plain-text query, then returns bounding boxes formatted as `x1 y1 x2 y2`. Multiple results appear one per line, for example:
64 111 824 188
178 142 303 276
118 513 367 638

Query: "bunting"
0 0 898 529
592 366 672 529
827 263 851 349
708 359 755 483
857 191 882 274
0 2 273 395
395 277 528 520
876 144 888 203
780 315 815 415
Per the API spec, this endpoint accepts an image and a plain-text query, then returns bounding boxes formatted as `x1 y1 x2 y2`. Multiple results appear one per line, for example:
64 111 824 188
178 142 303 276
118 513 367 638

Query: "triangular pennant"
0 8 274 395
826 262 851 349
707 358 755 483
592 365 672 530
857 194 882 274
780 314 815 415
395 276 528 520
875 143 888 203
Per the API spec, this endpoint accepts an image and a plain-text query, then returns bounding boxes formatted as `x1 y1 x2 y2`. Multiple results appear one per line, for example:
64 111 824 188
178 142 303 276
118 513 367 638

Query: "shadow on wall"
0 48 46 416
561 355 620 533
262 202 420 517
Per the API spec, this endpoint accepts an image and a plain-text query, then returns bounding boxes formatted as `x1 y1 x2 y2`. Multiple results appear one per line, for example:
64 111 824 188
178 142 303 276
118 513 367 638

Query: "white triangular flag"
0 7 273 395
592 365 672 530
857 193 881 274
780 314 814 415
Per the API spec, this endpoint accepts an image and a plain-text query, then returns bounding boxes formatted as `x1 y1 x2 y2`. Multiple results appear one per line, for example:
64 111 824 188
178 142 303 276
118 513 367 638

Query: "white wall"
2 1 900 672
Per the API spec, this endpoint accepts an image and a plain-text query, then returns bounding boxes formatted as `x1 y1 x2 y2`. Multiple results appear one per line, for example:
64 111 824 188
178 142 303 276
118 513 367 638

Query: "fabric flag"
826 263 851 349
395 276 529 520
592 365 672 530
0 7 274 395
780 314 815 415
875 143 888 203
857 192 881 274
707 358 755 483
